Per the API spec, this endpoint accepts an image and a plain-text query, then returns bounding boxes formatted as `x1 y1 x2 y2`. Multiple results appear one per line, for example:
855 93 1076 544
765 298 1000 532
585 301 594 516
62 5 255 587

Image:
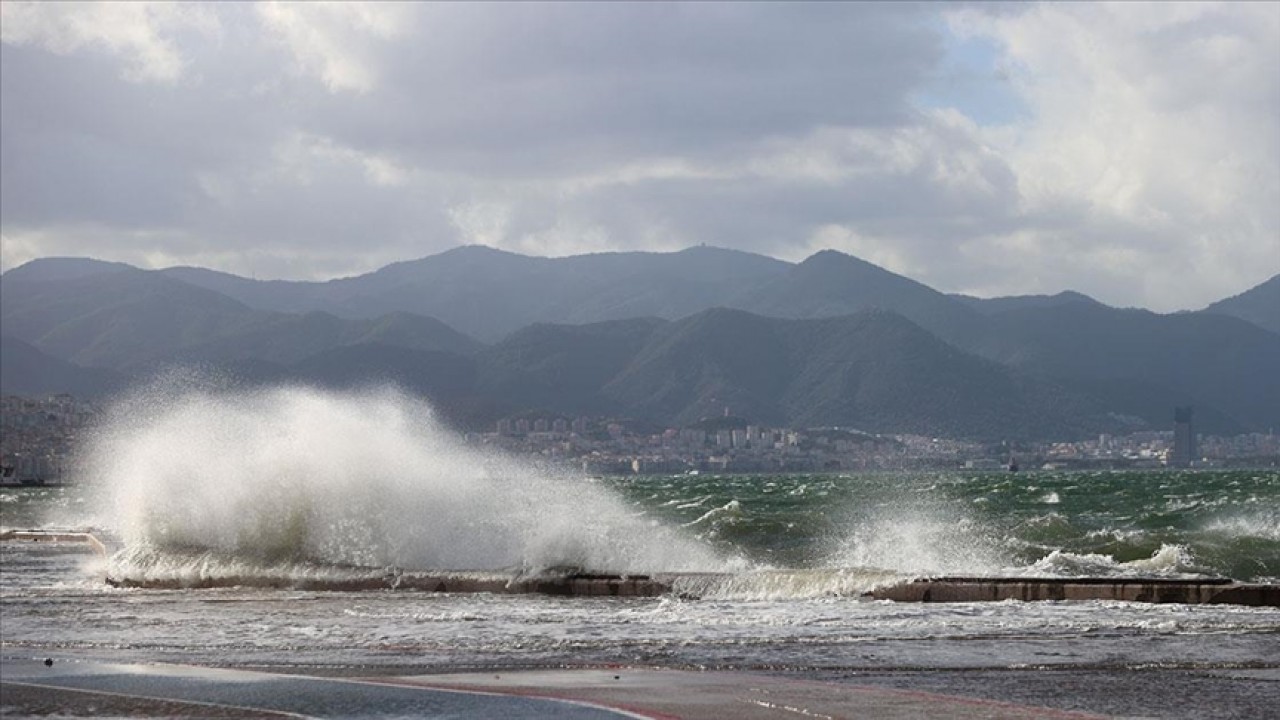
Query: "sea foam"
78 380 738 578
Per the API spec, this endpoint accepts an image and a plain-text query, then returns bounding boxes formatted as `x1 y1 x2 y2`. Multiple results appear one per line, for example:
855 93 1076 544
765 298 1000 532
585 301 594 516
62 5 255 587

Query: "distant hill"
732 250 985 345
290 343 477 402
1 264 482 371
4 248 1276 438
969 303 1280 433
1 264 268 368
0 335 126 398
601 308 1123 440
159 265 330 316
173 310 482 366
951 290 1101 315
162 245 790 341
476 317 666 417
160 246 990 347
1202 274 1279 335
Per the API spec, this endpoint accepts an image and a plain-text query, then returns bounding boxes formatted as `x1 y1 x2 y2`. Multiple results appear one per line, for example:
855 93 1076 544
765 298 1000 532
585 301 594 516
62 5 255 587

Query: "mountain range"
2 246 1276 441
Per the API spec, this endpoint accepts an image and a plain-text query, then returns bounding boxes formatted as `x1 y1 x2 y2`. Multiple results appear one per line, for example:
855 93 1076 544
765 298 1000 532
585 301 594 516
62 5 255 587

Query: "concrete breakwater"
105 571 670 597
105 570 1280 607
868 576 1280 606
5 532 1277 606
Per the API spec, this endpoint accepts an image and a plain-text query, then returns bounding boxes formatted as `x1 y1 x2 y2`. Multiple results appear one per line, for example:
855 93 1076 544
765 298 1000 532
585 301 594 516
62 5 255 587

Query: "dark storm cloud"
0 2 944 272
296 3 941 176
1 2 1276 310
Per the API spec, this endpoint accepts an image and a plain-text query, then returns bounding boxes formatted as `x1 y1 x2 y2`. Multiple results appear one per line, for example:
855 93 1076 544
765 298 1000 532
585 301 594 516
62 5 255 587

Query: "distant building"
1171 406 1196 467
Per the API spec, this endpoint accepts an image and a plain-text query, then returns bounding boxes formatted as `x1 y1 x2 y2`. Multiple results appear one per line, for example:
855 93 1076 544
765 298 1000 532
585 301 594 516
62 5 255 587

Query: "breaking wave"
1018 544 1202 578
78 380 740 580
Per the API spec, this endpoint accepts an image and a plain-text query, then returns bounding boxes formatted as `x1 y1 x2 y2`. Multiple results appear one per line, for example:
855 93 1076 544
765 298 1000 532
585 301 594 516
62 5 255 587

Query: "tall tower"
1171 406 1195 468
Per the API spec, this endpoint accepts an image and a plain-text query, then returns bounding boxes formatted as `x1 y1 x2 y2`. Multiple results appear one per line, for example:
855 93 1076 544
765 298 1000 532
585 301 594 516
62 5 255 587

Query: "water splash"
1202 511 1280 542
77 380 739 578
1021 544 1201 578
826 507 1012 576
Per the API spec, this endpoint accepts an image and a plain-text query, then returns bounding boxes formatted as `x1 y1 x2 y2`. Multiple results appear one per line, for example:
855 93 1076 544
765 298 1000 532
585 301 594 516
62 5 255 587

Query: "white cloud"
447 201 512 248
266 132 412 188
0 229 44 273
255 1 409 93
943 2 1280 308
0 1 218 83
0 225 196 273
556 159 726 198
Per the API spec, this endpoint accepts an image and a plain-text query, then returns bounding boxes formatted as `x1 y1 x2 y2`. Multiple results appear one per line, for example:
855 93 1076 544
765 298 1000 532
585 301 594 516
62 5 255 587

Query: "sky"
1 2 1276 311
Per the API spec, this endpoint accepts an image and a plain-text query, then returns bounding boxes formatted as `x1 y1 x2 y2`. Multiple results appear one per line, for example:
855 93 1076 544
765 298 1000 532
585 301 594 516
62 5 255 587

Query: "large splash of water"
77 380 739 580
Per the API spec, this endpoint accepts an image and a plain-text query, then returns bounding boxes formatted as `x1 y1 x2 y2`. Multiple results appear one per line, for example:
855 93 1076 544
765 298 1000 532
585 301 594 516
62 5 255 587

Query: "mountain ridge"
1202 274 1280 335
4 247 1276 438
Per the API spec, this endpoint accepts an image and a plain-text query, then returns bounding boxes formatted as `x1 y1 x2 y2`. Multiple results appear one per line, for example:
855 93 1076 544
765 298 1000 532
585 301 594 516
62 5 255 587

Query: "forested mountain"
3 247 1276 438
951 290 1101 315
0 261 481 370
970 303 1280 433
162 245 788 341
1202 274 1280 335
732 250 985 345
599 309 1122 440
0 335 125 398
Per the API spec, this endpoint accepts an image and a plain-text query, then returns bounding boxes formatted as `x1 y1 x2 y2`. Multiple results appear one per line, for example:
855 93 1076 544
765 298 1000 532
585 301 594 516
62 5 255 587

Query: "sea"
1 385 1278 685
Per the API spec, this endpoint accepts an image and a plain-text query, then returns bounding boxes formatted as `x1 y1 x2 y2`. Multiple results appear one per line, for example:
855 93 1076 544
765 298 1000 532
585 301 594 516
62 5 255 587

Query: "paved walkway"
1 658 641 719
2 657 1105 719
389 668 1105 720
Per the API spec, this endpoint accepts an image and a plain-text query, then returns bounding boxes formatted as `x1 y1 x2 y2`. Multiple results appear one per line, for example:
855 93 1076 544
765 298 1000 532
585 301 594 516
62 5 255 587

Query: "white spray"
78 380 737 580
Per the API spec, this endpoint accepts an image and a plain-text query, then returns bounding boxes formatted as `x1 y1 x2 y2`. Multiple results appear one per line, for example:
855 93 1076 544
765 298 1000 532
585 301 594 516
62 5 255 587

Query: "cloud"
256 1 408 93
268 132 411 188
0 3 1276 311
0 1 218 83
940 2 1280 308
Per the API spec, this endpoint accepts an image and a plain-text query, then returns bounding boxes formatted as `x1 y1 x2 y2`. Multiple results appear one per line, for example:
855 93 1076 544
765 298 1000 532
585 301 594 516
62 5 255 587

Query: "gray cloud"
1 2 1276 310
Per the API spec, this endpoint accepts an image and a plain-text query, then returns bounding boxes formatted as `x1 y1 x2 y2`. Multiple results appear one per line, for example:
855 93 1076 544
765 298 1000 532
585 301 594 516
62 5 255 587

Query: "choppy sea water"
1 385 1277 675
3 472 1279 674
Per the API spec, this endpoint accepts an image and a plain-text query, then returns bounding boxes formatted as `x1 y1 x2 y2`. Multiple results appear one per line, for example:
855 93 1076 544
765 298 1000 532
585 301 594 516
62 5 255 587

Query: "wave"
78 381 743 577
1017 544 1205 579
682 500 744 531
105 545 909 600
105 544 405 588
1201 512 1280 542
826 508 1012 576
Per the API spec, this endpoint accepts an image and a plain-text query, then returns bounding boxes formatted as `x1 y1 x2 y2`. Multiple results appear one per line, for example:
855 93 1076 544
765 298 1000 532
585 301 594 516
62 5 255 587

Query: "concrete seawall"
105 572 669 597
105 571 1280 607
6 532 1277 607
866 576 1280 606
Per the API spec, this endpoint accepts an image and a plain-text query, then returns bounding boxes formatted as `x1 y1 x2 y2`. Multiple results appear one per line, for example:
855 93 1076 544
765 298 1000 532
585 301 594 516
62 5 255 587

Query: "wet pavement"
4 655 1279 718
